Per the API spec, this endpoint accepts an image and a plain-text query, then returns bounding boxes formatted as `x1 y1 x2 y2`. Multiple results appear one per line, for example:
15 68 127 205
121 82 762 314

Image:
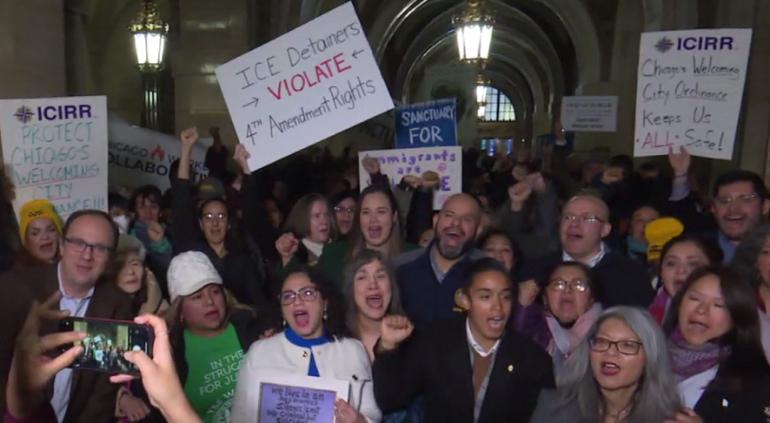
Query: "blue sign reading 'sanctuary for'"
395 99 457 148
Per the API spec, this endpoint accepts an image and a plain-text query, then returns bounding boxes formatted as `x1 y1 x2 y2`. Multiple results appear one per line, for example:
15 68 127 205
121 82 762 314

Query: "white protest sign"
0 96 108 219
634 29 752 159
257 374 348 422
108 114 209 192
561 96 617 132
358 146 462 210
216 2 394 171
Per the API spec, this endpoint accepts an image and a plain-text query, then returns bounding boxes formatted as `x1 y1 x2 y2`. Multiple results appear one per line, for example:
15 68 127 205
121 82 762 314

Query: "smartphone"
58 317 154 375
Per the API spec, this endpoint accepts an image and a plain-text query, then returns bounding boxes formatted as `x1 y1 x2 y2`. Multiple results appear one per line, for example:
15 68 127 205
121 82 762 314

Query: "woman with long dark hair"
648 234 722 324
318 185 418 287
664 265 770 421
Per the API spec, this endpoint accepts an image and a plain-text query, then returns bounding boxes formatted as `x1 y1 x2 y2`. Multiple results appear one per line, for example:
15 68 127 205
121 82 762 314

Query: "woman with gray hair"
530 306 694 423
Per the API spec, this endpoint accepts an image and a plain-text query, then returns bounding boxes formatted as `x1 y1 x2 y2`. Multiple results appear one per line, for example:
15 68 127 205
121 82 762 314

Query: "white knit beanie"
167 251 223 302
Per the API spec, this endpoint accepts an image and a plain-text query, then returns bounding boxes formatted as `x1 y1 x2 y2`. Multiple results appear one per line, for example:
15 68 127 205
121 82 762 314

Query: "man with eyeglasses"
667 147 770 262
517 193 654 308
0 209 132 421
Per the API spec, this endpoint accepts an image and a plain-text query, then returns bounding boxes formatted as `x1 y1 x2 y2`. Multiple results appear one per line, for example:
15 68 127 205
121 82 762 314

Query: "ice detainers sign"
634 29 751 160
395 99 457 148
216 2 394 171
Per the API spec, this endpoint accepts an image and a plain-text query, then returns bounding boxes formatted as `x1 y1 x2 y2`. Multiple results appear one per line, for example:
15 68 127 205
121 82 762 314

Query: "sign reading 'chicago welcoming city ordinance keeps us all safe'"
216 2 394 171
634 29 752 160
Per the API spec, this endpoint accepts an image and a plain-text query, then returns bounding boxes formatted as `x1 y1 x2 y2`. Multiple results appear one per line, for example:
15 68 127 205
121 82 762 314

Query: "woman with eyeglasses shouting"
513 261 603 376
663 266 770 422
530 306 695 423
172 128 269 310
231 266 381 423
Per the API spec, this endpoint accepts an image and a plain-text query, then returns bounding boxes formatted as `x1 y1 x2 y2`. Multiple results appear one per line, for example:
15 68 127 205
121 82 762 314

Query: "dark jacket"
0 263 133 423
373 317 555 423
694 374 770 423
395 246 478 328
516 250 655 308
171 309 265 385
171 177 268 308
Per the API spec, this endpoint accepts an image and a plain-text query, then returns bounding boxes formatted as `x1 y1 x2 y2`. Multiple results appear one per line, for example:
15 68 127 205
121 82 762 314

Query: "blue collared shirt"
717 231 737 264
51 263 94 422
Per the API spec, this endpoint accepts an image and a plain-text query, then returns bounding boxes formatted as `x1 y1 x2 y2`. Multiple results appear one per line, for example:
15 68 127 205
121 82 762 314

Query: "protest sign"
358 146 462 209
634 29 752 159
107 114 209 192
257 374 349 423
561 96 617 132
0 96 108 219
395 99 458 148
216 2 394 171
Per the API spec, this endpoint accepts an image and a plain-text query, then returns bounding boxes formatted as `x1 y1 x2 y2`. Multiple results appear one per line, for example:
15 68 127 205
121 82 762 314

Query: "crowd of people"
0 125 769 423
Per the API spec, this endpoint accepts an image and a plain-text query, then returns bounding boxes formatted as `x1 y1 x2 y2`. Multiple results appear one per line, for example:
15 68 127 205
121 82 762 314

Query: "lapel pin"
302 351 308 358
507 365 513 373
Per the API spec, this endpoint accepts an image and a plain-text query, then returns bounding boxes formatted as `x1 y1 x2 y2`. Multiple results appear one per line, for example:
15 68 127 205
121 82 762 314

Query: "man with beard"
396 193 484 327
517 193 654 308
666 147 770 262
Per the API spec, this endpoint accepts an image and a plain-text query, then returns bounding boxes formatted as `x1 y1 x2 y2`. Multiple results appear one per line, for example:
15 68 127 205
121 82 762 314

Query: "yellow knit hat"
18 199 63 245
644 217 685 262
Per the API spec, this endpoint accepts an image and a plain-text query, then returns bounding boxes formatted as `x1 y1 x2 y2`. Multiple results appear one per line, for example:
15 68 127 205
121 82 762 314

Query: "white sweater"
230 332 381 423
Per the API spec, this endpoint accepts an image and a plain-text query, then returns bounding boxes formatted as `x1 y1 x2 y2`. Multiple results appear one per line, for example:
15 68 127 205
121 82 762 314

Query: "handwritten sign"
258 375 349 423
216 2 394 171
395 99 457 148
0 96 108 219
358 146 462 209
561 96 617 132
108 114 209 191
634 29 752 159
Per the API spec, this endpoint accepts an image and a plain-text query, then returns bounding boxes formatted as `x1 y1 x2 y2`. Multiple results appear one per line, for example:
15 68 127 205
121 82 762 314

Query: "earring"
282 319 287 328
323 308 328 321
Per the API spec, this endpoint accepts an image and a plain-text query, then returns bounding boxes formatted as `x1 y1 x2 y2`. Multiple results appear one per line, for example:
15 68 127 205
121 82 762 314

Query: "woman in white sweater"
231 266 381 423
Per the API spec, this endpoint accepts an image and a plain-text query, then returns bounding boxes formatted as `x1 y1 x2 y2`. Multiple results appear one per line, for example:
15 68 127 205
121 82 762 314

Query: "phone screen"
60 318 153 374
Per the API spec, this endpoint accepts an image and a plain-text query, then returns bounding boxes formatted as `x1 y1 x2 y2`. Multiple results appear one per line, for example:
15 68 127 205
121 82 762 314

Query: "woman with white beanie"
164 251 269 423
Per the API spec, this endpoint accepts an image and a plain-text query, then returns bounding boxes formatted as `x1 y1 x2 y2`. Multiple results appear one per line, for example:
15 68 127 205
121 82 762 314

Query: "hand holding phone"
59 317 154 375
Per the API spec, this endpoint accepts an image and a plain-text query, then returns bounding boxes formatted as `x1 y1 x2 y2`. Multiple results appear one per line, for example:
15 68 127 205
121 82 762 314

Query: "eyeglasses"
547 278 589 292
279 287 319 305
333 206 355 215
63 237 113 257
713 193 759 207
589 337 643 355
201 212 227 222
561 214 605 224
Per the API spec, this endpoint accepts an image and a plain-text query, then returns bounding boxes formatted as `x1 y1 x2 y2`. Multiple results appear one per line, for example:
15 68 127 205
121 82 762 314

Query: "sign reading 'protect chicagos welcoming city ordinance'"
216 2 394 171
634 29 752 160
0 96 108 219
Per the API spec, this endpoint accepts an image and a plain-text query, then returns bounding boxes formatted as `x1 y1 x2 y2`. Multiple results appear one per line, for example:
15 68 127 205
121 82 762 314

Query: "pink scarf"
648 287 671 325
545 303 603 359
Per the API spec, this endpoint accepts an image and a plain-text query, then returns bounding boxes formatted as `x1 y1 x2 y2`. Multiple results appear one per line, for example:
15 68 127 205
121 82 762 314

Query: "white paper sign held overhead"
216 2 394 171
634 29 752 160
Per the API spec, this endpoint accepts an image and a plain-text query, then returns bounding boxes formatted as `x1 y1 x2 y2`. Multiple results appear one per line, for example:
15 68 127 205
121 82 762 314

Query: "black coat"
694 375 770 423
373 316 555 423
516 250 655 308
170 178 268 307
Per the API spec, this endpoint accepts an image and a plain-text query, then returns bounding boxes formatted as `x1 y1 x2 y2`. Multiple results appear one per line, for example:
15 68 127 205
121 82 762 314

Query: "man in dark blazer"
516 193 654 308
0 209 132 422
374 258 554 423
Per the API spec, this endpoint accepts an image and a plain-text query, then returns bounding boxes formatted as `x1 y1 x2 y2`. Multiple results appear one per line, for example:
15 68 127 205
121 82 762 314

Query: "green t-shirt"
184 324 244 423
